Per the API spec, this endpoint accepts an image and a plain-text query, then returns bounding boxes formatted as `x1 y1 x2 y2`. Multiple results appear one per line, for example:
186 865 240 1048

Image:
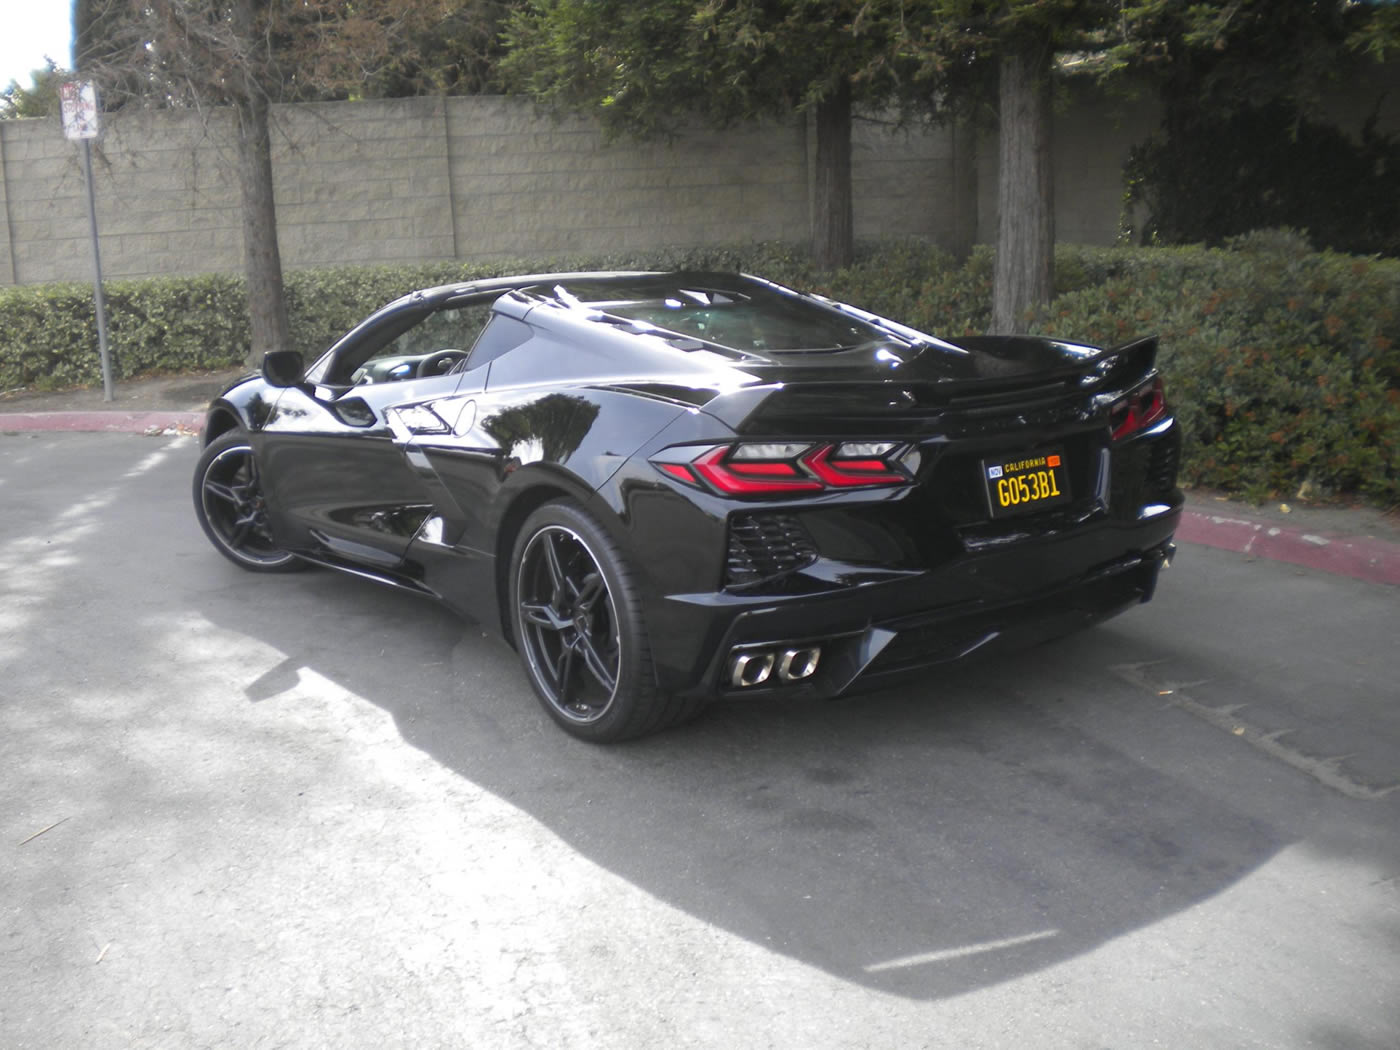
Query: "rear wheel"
509 501 697 742
192 430 305 573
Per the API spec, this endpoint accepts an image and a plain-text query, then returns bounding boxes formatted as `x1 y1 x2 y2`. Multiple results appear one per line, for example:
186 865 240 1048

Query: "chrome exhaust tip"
777 647 821 681
730 651 775 688
728 644 822 688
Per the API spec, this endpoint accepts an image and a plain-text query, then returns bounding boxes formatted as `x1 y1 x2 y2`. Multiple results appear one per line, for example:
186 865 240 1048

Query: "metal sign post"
60 81 114 402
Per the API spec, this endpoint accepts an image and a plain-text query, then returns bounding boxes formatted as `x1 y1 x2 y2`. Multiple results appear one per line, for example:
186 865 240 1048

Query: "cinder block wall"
976 91 1161 248
442 97 812 259
0 108 241 283
0 92 1140 287
274 98 456 268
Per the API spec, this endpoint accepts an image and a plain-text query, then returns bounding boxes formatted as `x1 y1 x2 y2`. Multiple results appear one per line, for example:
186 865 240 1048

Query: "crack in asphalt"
1112 660 1400 802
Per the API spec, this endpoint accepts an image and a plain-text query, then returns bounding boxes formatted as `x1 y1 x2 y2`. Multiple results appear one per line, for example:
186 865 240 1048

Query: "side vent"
1146 433 1181 499
725 513 818 588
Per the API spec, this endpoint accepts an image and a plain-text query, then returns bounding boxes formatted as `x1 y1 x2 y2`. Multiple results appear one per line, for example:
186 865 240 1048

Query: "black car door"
257 301 493 571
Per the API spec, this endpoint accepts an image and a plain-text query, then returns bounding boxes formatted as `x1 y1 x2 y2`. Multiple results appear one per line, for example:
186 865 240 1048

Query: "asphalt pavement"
1 396 1398 1049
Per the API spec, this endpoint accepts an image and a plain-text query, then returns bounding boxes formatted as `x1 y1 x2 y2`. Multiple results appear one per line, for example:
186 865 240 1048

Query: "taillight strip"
691 446 823 494
727 461 806 477
1110 376 1168 441
654 442 909 496
801 444 906 487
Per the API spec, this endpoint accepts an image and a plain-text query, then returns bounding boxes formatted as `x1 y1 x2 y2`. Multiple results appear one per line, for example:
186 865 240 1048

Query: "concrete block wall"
1 108 244 284
0 92 1159 289
851 115 958 245
0 128 14 285
272 98 456 268
976 91 1160 249
443 97 812 259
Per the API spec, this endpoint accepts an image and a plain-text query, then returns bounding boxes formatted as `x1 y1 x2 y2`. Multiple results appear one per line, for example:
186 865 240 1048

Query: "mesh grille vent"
1146 438 1180 499
725 513 818 588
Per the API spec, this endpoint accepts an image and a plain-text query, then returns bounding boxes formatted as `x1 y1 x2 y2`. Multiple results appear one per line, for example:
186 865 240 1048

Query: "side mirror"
262 350 307 389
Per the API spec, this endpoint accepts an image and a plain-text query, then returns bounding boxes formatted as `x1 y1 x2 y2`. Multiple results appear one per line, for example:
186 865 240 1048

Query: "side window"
465 316 534 371
353 303 495 384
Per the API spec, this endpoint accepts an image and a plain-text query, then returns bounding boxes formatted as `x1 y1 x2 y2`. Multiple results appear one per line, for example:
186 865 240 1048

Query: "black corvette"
193 271 1181 741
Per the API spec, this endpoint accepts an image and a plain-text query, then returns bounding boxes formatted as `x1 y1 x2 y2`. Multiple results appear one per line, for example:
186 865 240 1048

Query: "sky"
1 2 73 89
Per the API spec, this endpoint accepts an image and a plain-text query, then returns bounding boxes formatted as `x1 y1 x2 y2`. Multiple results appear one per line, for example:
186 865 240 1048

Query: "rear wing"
700 335 1160 433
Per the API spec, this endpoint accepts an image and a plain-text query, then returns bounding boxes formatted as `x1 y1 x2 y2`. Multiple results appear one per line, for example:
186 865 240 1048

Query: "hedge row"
1 236 1396 505
1032 235 1400 506
0 243 823 393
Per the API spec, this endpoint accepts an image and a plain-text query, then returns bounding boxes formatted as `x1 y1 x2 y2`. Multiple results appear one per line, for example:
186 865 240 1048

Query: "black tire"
509 501 699 742
192 430 306 573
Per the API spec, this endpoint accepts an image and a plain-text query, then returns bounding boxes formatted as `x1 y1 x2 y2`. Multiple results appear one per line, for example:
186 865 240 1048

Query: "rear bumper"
655 505 1180 700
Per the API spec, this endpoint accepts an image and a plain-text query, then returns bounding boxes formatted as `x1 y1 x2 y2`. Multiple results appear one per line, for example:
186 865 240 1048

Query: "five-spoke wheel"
510 502 690 742
192 430 305 572
515 523 621 720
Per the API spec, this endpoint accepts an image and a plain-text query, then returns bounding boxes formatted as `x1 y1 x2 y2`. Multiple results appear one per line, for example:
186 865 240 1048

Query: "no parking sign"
59 81 100 141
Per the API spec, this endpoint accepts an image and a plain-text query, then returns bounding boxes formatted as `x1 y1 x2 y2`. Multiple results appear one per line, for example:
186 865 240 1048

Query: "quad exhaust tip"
729 645 822 689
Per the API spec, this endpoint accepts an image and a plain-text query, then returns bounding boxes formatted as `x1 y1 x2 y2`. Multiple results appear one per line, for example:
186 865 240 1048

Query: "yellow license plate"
983 449 1071 519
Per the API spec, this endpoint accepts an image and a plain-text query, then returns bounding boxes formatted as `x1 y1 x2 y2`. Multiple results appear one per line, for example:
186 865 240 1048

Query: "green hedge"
2 237 1396 505
0 242 838 395
1030 236 1400 505
0 274 250 391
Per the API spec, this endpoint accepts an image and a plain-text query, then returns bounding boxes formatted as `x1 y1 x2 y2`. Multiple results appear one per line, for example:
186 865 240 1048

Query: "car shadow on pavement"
204 562 1292 1003
11 434 1398 1047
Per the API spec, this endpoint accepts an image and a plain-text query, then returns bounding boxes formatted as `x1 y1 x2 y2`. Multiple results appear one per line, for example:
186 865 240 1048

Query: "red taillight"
692 446 823 494
654 442 910 496
1110 375 1168 441
800 444 907 488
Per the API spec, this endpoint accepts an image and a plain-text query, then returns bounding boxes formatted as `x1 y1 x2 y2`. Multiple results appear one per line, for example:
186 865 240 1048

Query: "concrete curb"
1175 510 1400 587
0 410 204 435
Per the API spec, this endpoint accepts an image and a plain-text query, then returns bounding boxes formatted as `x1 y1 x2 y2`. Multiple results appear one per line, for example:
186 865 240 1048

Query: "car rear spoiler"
700 334 1161 432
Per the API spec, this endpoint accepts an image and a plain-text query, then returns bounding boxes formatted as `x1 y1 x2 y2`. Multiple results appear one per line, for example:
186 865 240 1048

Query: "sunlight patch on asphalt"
122 446 179 480
0 439 185 663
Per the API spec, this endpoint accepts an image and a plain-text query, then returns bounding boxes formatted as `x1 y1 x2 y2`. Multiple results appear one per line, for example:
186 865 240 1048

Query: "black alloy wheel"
515 518 623 724
192 431 305 573
510 502 692 742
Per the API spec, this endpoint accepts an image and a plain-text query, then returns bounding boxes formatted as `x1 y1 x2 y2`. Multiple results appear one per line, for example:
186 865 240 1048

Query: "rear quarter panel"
416 385 692 630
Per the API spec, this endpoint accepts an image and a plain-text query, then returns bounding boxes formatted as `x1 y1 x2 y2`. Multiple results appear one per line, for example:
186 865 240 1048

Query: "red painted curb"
0 410 204 435
1176 510 1400 587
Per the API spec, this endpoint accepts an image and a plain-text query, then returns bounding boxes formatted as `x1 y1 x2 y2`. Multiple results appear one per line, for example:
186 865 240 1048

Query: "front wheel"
509 501 697 742
192 430 306 573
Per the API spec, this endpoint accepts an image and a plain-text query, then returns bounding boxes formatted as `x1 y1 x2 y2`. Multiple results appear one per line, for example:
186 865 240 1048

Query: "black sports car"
193 271 1181 741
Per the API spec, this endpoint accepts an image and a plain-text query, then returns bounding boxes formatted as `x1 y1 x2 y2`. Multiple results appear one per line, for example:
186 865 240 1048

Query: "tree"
892 2 1119 332
1103 0 1394 112
521 0 1120 329
0 62 67 120
1103 0 1400 254
1104 0 1400 254
361 0 517 97
501 0 925 270
74 0 467 366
